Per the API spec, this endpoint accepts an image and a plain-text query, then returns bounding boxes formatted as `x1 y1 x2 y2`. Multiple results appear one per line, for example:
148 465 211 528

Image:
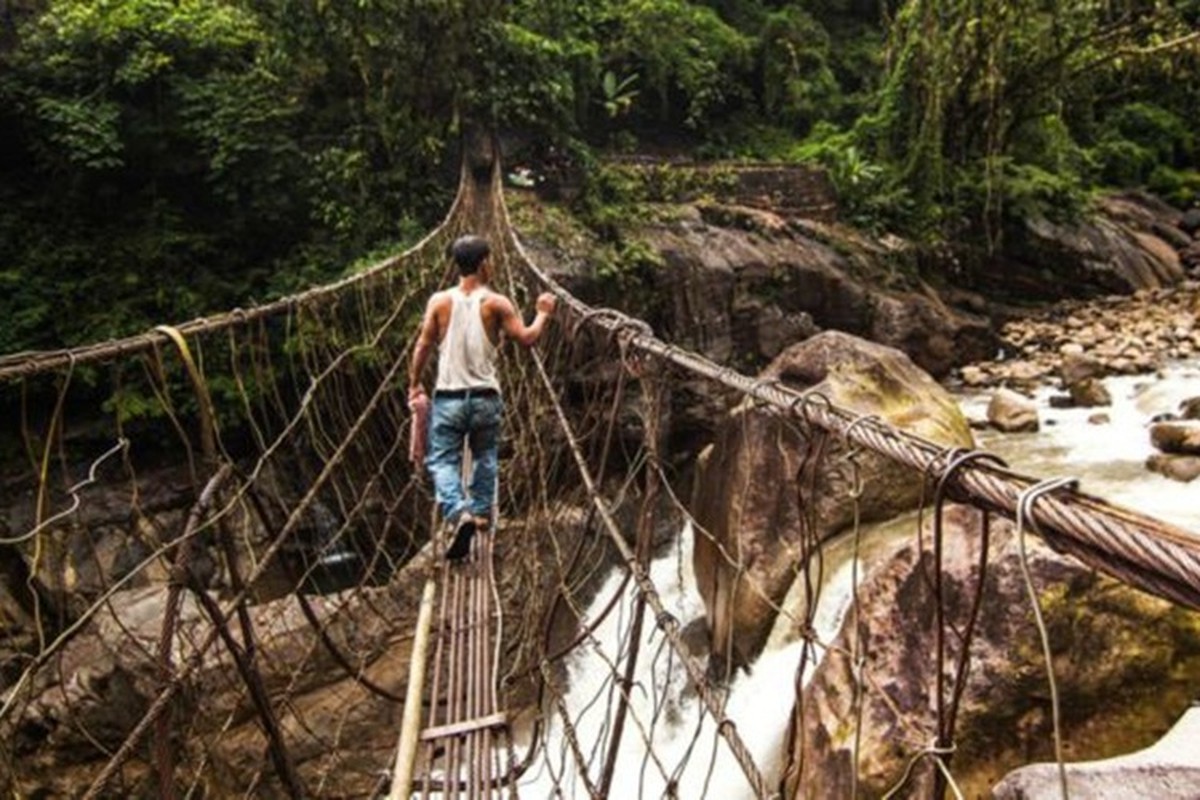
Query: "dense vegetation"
1 0 1196 353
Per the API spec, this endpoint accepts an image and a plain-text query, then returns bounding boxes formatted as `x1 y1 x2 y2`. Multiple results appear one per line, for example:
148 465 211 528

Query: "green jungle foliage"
1 0 1197 354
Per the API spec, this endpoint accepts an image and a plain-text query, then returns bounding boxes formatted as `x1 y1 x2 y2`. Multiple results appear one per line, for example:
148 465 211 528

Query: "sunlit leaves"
30 96 124 169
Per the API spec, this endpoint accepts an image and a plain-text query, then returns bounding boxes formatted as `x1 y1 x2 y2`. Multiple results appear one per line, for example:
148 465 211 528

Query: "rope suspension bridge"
1 138 1198 799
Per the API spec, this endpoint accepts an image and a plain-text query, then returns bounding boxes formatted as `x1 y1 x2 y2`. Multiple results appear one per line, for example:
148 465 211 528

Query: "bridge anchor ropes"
387 523 518 800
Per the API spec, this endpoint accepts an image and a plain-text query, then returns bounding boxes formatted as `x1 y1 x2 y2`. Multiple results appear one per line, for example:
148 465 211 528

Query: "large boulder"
779 505 1200 799
691 331 973 670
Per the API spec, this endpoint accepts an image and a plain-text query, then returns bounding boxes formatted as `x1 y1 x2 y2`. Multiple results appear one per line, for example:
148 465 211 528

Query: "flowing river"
517 522 858 798
960 356 1200 532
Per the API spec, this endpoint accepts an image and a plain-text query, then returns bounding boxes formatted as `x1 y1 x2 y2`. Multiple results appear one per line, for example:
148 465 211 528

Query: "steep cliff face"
980 193 1189 301
522 181 1196 392
633 205 997 380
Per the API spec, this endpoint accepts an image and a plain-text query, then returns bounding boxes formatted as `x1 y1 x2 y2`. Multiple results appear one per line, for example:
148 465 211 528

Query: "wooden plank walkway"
390 523 519 799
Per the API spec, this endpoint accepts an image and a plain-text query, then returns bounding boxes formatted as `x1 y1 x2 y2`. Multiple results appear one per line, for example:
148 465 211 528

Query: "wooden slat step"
419 711 509 741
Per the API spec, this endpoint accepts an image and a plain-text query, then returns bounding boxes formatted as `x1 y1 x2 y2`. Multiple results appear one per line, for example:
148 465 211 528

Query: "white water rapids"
513 358 1200 798
516 523 859 798
960 356 1200 532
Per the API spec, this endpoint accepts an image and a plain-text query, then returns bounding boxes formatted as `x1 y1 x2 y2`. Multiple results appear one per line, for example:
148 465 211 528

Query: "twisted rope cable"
508 227 1200 610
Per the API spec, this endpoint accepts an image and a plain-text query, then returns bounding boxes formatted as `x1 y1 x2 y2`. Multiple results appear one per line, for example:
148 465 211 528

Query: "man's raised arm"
498 292 556 347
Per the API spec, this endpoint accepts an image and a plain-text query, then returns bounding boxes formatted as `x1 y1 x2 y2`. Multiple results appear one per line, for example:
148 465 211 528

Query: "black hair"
449 235 490 276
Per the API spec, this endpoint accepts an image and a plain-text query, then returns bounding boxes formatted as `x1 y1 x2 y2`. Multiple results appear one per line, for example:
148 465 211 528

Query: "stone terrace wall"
608 158 839 222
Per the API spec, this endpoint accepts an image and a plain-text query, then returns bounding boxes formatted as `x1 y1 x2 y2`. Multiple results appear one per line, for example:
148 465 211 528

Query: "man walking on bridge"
408 234 556 560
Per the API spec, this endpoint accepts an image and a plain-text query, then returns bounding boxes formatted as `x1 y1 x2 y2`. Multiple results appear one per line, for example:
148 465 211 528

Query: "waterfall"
518 523 858 799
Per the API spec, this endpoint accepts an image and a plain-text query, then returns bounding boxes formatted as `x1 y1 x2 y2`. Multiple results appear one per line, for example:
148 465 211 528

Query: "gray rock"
1146 453 1200 483
988 388 1040 432
992 706 1200 799
1181 241 1200 270
1180 208 1200 236
1068 377 1112 408
1060 351 1106 386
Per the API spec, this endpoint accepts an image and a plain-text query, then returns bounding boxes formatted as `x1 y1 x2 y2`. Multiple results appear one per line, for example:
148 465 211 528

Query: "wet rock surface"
1150 420 1200 455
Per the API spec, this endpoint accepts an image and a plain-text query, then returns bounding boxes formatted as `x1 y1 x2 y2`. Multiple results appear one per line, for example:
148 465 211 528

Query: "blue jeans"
426 392 503 523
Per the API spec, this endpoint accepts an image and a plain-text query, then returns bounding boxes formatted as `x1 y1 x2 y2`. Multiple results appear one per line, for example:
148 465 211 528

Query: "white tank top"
436 287 500 392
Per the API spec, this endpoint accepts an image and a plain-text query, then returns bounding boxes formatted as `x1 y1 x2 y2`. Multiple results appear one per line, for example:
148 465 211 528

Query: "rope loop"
842 413 881 460
613 314 654 339
1014 475 1078 800
933 449 1009 506
576 307 654 338
926 739 957 757
786 394 806 416
796 390 834 423
1017 476 1080 538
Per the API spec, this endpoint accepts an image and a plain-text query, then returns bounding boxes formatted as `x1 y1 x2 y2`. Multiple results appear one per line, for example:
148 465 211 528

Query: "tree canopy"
1 0 1196 353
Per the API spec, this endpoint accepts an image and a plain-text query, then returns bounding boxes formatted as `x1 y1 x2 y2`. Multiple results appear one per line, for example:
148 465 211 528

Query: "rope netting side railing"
0 158 516 797
510 235 1200 612
0 190 466 384
528 350 773 800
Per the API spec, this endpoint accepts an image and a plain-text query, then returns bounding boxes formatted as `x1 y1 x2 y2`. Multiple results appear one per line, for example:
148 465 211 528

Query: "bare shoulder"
420 291 452 339
481 291 517 316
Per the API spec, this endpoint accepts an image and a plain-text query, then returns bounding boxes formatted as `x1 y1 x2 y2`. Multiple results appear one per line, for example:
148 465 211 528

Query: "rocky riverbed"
950 278 1200 487
956 281 1200 391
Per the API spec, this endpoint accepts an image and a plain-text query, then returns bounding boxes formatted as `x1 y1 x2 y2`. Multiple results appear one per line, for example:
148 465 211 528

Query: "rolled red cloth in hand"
408 391 429 465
